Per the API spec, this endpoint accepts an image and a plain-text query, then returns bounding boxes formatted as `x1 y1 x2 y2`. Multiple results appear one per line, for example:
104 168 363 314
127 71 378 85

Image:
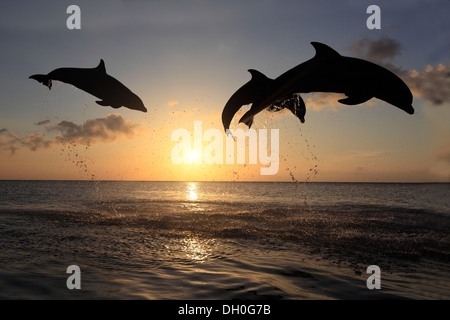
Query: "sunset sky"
1 0 449 182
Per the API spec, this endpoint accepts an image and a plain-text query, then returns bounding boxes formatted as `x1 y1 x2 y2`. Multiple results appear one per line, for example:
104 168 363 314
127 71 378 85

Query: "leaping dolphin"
222 42 414 131
29 59 147 113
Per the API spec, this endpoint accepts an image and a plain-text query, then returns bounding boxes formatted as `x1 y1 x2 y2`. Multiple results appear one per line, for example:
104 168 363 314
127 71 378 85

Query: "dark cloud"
0 129 20 155
47 113 138 145
35 119 51 126
350 36 402 62
21 133 53 152
0 114 144 155
1 129 55 155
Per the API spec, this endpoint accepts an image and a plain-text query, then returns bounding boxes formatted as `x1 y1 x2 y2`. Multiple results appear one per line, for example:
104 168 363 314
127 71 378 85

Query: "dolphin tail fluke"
29 74 52 90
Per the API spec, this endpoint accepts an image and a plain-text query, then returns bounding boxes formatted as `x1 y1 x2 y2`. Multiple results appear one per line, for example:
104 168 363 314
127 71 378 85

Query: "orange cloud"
302 93 348 111
167 100 179 107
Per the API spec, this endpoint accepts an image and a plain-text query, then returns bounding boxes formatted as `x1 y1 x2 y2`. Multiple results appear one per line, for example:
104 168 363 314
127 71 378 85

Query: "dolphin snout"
136 102 147 112
396 103 414 115
405 105 414 115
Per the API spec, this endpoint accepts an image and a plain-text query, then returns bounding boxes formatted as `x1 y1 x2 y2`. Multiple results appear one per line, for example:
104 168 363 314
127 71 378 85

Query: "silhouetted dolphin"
29 60 147 112
222 42 414 131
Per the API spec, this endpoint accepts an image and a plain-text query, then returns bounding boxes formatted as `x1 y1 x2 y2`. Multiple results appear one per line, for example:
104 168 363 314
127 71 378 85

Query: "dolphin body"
222 42 414 131
29 60 147 112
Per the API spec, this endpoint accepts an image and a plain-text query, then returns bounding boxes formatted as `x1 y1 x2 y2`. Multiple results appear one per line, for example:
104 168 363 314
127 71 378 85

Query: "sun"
188 151 200 162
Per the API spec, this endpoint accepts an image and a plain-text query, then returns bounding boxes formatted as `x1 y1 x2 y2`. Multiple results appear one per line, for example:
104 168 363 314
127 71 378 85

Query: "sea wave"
1 201 448 265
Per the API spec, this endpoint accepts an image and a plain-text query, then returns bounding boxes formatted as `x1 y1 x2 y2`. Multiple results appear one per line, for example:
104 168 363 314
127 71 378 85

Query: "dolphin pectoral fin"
95 100 121 109
96 100 109 106
241 116 254 128
338 94 373 105
238 110 254 128
238 117 253 128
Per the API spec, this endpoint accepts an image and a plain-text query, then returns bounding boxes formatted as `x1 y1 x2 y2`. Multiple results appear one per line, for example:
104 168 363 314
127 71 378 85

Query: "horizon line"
0 179 448 184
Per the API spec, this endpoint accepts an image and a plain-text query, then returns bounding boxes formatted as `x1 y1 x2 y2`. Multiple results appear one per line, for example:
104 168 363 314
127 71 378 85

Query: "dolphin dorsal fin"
311 42 341 60
96 59 106 73
247 69 269 81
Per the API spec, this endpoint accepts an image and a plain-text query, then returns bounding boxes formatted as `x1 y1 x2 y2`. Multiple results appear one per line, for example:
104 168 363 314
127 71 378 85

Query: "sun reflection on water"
181 237 214 263
186 182 198 201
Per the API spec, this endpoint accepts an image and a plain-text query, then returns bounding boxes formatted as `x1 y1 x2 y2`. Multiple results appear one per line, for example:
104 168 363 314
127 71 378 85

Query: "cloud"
0 114 144 155
35 120 51 126
20 133 53 151
349 36 402 62
47 113 139 145
0 129 21 155
1 129 53 155
167 100 179 107
401 64 450 105
302 93 347 111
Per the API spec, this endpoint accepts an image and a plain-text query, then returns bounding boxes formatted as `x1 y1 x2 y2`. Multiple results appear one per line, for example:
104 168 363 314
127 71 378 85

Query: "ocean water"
0 180 448 300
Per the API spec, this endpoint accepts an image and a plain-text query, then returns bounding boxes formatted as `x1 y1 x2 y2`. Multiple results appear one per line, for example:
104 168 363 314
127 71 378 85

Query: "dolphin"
222 42 414 131
29 59 147 112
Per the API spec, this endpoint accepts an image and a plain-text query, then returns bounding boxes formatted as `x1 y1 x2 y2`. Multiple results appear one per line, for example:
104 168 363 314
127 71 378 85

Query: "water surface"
0 181 448 299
